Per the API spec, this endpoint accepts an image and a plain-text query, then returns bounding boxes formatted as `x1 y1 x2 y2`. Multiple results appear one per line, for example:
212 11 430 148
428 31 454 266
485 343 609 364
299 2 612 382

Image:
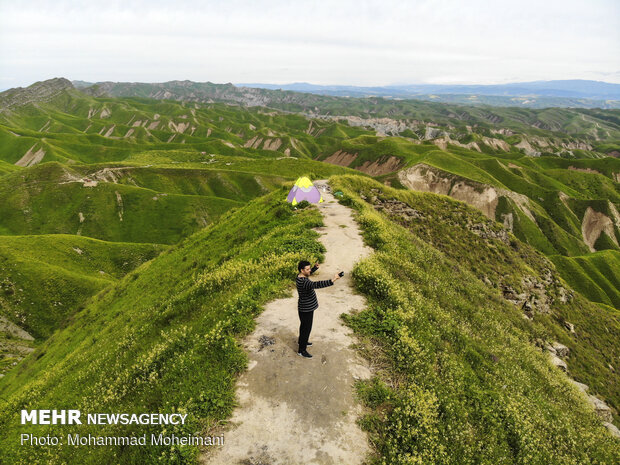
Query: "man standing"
296 260 342 358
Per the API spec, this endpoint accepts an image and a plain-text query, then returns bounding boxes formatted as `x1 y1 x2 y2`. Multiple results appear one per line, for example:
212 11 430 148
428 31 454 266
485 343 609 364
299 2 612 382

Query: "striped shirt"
296 265 333 312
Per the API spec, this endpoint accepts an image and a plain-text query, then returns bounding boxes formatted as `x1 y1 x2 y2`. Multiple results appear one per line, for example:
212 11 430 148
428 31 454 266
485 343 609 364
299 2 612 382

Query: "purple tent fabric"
286 177 323 205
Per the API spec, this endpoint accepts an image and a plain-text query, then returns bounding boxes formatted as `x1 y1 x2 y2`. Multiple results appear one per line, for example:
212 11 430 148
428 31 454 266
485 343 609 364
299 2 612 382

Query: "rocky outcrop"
544 341 570 372
561 140 593 151
358 156 403 175
431 135 481 152
263 138 282 151
244 135 264 149
467 220 511 245
540 344 619 436
515 138 541 157
323 151 403 176
0 315 35 376
358 185 570 319
588 395 614 423
550 354 568 372
244 136 283 151
397 163 536 224
581 207 619 252
568 378 589 394
604 422 620 438
14 144 46 167
323 150 357 167
0 315 34 341
168 121 190 133
549 342 570 358
362 189 425 220
482 137 510 151
564 321 576 333
312 115 421 137
500 271 570 317
0 77 74 112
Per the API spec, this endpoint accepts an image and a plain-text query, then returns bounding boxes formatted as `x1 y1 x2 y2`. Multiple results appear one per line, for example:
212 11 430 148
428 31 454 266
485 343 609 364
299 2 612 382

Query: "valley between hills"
0 77 618 464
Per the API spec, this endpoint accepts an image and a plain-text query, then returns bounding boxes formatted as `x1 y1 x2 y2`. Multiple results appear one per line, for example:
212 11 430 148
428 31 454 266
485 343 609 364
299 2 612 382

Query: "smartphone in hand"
338 271 344 277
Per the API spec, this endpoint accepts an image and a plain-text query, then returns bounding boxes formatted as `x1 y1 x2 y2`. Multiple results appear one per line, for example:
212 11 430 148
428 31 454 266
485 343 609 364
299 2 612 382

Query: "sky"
1 0 619 90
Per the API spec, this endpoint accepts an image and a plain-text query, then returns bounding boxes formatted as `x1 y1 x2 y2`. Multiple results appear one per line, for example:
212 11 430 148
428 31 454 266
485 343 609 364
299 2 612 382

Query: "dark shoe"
297 350 313 358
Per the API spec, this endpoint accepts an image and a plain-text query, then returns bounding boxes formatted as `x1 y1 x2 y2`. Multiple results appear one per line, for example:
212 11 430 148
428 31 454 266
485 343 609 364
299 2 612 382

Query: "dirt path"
201 180 374 465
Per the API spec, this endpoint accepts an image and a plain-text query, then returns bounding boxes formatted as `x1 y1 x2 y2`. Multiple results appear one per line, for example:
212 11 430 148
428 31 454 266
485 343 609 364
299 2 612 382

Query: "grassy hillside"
0 162 243 243
0 235 166 342
0 159 21 176
0 158 359 243
81 80 620 139
0 80 616 323
316 135 620 308
0 187 327 464
0 79 618 463
0 83 373 166
0 80 367 360
2 175 616 464
329 175 620 464
550 251 620 309
0 81 368 245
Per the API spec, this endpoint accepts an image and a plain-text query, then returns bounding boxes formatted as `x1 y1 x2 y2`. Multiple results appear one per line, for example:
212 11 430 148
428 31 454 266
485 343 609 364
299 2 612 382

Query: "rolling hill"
0 78 365 359
0 77 618 463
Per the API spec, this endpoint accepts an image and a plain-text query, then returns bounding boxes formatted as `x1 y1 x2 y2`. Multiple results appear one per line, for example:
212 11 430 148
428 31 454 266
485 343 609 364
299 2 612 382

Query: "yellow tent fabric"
287 176 324 205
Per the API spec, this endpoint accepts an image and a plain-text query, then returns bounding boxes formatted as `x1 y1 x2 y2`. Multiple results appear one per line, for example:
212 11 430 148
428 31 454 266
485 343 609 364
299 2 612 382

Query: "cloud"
0 0 618 87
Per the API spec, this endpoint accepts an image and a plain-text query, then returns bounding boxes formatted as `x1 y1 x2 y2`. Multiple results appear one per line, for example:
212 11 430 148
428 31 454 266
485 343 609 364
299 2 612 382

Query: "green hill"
0 179 618 463
316 135 620 304
0 187 326 464
0 80 366 357
549 251 620 309
80 79 620 138
0 234 166 342
0 162 243 243
330 175 620 463
0 78 618 464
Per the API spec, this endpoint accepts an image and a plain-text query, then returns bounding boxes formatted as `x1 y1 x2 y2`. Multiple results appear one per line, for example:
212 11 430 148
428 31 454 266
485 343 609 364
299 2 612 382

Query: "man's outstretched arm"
304 278 333 290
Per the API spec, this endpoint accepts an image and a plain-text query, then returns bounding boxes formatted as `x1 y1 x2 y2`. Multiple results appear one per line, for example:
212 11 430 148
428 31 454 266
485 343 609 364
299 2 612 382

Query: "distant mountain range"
234 80 620 108
236 80 620 99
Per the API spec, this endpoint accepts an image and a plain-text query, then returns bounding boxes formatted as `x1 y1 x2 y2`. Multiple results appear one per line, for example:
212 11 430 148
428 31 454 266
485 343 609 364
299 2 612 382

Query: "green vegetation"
550 251 620 308
0 166 242 244
321 134 619 299
0 235 165 341
0 87 373 166
0 82 367 358
0 79 618 464
0 188 327 464
86 80 620 138
330 175 620 464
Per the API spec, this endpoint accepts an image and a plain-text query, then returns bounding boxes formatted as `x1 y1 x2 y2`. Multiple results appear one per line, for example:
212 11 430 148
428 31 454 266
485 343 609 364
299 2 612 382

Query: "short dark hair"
298 260 311 272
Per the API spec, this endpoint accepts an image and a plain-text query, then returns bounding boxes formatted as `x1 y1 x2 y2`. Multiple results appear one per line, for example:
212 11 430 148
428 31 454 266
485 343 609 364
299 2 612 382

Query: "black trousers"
298 310 314 352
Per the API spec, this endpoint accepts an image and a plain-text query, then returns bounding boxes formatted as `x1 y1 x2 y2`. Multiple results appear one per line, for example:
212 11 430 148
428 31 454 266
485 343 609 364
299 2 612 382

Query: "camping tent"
286 176 323 206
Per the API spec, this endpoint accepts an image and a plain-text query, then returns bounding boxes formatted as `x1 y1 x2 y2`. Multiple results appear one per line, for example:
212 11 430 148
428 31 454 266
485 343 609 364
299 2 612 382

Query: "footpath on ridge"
201 180 375 465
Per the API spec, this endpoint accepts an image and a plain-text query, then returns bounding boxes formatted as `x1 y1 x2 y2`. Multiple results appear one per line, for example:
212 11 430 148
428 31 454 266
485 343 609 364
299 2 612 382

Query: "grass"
0 234 166 340
329 174 620 464
0 186 328 464
0 81 618 463
550 251 620 308
0 163 243 244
